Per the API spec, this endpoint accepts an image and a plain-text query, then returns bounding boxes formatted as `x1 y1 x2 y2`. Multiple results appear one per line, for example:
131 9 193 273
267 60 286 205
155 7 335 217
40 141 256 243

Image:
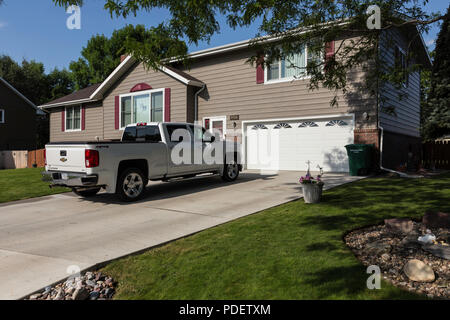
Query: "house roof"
0 77 41 113
39 57 205 109
40 83 102 108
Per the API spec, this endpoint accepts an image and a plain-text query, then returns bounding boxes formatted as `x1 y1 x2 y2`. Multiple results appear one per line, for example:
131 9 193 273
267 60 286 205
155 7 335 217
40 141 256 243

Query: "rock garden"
345 211 450 299
25 271 116 300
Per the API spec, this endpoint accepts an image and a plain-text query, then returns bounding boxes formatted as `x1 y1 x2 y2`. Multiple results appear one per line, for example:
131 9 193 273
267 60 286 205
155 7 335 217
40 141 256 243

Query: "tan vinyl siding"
102 63 188 140
185 44 377 138
49 102 103 142
379 29 421 138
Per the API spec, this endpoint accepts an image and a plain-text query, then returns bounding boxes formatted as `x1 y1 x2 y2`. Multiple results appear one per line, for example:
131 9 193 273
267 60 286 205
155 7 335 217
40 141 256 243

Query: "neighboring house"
0 77 40 151
39 26 431 173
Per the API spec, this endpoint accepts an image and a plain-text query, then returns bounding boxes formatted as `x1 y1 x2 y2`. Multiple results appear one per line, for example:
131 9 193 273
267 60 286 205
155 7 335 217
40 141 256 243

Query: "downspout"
194 84 207 123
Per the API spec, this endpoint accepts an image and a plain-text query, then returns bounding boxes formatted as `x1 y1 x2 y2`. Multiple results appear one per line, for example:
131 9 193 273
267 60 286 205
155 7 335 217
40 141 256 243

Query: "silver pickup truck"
43 122 242 201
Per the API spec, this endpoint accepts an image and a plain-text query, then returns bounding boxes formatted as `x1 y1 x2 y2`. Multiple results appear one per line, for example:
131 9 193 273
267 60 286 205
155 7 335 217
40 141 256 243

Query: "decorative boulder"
384 218 414 235
403 259 435 282
422 212 450 229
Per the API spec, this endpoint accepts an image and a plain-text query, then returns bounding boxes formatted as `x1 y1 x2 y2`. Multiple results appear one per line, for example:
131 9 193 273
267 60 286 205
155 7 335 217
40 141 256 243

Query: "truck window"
122 126 161 142
166 124 189 142
138 126 162 143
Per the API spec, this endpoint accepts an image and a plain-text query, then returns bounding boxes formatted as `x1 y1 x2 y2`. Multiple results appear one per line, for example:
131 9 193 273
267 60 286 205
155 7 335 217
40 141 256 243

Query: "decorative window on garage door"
274 123 292 129
326 120 348 127
298 121 318 128
251 124 268 130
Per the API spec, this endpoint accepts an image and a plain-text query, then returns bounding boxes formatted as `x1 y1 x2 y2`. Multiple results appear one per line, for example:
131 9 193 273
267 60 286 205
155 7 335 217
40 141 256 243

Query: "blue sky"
0 0 447 73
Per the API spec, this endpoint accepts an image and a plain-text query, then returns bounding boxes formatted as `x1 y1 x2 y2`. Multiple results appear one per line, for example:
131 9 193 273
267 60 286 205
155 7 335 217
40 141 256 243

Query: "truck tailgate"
46 145 87 172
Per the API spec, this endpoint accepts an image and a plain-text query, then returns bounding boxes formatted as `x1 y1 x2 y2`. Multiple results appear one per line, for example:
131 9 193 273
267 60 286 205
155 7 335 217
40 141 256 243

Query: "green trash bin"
345 144 373 176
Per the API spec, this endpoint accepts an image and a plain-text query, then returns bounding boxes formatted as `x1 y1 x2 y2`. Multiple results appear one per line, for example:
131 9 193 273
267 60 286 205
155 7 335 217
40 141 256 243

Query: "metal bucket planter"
302 183 324 204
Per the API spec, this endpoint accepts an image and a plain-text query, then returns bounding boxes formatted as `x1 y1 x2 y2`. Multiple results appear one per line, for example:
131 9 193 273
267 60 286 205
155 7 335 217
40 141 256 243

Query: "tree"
69 24 185 89
53 0 444 106
423 5 450 140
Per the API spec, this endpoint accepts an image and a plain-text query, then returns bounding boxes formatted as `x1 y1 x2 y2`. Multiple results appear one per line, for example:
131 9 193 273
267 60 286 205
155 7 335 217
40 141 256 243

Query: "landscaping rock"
365 240 392 254
423 212 450 229
399 233 422 249
385 218 414 235
72 287 90 300
403 259 435 282
24 271 116 301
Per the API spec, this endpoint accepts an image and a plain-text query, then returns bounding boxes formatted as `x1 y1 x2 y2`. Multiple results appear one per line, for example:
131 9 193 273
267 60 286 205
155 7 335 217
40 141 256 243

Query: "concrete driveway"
0 170 363 299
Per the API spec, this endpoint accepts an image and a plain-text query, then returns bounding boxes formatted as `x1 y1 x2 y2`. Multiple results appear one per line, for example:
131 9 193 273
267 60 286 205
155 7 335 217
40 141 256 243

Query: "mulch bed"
345 222 449 299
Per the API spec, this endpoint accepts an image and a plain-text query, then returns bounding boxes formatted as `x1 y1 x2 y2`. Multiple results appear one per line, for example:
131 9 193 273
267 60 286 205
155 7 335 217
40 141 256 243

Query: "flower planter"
302 183 324 204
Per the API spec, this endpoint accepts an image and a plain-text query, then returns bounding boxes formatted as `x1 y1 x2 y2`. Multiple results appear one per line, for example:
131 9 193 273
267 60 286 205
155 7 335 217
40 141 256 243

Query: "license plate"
61 173 68 180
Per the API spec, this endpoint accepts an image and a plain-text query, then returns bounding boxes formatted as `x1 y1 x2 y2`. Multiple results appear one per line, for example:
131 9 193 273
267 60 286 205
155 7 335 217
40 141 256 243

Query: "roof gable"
0 77 39 112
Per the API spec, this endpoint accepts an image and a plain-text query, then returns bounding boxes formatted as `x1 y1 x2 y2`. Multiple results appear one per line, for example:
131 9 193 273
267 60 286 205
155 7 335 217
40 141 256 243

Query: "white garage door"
245 116 354 172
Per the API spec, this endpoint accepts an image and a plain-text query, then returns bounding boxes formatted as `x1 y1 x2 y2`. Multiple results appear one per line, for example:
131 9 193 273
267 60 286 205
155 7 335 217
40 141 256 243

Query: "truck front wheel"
117 168 147 202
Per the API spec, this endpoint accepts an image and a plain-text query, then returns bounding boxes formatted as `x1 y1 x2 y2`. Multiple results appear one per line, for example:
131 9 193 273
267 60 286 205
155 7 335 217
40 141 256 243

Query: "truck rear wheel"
222 160 240 182
73 187 101 198
117 168 147 202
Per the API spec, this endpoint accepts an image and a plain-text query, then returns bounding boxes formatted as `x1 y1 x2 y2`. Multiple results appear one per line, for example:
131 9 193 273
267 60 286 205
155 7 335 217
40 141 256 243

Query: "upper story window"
0 109 4 124
266 45 322 83
394 46 409 87
65 106 81 131
120 89 164 129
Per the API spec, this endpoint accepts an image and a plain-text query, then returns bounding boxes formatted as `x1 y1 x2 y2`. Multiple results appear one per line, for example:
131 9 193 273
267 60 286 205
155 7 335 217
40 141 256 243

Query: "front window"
0 109 4 124
65 106 81 131
266 45 322 82
120 89 164 128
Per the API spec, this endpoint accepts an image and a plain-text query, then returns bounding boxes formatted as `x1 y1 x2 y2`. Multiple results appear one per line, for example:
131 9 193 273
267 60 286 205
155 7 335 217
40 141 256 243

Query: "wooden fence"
422 141 450 169
0 151 28 169
27 149 46 168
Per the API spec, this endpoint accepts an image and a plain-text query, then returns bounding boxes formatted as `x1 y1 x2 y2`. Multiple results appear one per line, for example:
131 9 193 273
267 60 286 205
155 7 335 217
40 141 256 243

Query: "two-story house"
38 26 431 173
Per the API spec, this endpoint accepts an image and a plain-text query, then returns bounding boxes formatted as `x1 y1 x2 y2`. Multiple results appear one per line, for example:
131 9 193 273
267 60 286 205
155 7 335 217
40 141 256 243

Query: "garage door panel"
245 117 353 172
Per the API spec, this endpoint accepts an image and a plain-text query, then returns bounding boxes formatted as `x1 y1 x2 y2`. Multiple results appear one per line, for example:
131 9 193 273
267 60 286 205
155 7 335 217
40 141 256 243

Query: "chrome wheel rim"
227 162 238 179
123 173 144 198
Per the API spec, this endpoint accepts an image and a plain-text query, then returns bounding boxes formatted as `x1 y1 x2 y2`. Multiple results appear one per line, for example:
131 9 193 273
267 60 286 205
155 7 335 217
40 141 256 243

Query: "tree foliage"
423 5 450 140
69 24 186 89
53 0 444 106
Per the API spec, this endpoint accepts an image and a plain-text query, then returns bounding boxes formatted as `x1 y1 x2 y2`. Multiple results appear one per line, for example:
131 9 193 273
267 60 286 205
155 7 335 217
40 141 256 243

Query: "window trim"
0 109 4 124
119 88 165 130
64 105 82 132
264 45 322 84
395 45 409 88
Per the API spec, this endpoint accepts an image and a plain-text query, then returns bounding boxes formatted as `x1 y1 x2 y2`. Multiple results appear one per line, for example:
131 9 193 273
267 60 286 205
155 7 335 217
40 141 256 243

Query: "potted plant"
299 173 324 204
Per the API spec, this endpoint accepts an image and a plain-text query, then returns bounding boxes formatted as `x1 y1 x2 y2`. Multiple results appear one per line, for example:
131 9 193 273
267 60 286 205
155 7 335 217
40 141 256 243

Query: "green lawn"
0 168 69 203
102 174 450 300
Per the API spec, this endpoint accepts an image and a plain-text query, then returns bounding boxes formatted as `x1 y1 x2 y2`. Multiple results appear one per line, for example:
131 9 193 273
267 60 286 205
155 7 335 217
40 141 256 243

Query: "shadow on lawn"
301 264 420 299
300 174 450 233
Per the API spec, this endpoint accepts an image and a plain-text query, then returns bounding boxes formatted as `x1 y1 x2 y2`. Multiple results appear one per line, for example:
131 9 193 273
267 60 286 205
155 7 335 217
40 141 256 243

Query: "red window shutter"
325 41 335 73
204 118 210 129
164 88 171 122
115 96 120 130
81 106 86 131
61 108 65 132
256 55 265 84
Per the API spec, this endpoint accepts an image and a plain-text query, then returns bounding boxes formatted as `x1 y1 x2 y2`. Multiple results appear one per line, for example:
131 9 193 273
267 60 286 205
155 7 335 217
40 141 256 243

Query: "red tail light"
85 149 99 168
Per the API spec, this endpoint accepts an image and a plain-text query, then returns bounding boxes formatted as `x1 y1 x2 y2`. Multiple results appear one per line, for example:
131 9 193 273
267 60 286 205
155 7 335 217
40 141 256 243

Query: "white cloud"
0 21 7 28
426 39 435 46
